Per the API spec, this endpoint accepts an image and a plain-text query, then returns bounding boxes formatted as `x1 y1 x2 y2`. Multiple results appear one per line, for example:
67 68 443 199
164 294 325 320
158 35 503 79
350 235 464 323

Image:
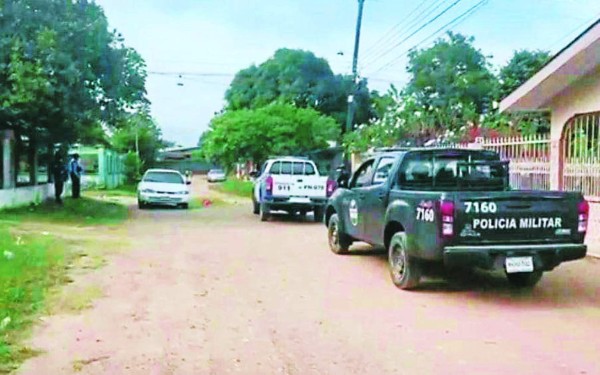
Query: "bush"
123 152 143 184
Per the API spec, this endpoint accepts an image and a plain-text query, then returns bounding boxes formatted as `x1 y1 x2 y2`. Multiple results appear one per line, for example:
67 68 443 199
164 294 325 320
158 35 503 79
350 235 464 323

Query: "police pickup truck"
325 148 588 289
251 156 336 222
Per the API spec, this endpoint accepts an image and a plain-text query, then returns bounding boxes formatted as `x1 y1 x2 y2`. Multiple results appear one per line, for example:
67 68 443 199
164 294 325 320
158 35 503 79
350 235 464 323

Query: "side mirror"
249 170 259 178
186 180 192 185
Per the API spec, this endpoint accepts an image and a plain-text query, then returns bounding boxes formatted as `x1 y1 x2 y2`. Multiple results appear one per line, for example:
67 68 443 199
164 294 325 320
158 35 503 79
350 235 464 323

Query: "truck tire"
259 203 271 222
506 271 543 288
388 232 421 290
328 214 352 254
314 207 324 223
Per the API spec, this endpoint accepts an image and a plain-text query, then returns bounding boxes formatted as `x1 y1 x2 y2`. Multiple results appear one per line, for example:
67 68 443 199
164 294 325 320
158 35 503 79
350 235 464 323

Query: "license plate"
505 257 534 273
290 197 310 203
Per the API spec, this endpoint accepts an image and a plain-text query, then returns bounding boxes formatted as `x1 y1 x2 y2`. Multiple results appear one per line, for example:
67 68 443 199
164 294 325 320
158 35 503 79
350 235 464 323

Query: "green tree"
225 48 374 126
202 103 340 168
0 0 148 146
111 112 164 169
498 50 550 100
407 32 496 115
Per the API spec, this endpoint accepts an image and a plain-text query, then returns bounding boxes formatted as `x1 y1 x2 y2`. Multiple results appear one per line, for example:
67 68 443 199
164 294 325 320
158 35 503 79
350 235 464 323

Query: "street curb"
589 252 600 259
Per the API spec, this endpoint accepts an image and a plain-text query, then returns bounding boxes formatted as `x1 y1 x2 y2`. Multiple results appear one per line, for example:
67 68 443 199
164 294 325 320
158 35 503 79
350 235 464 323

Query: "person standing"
69 153 83 198
51 152 68 204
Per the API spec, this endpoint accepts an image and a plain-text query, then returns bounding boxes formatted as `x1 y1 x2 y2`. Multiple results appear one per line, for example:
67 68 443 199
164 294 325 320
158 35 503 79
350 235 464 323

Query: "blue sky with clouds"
95 0 600 146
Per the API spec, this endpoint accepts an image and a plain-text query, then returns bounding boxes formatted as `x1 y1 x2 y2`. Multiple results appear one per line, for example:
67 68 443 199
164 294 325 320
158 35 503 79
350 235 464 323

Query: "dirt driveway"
18 178 600 374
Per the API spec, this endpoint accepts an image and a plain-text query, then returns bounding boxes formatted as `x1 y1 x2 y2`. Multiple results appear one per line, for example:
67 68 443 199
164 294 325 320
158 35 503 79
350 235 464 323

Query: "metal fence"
477 135 551 191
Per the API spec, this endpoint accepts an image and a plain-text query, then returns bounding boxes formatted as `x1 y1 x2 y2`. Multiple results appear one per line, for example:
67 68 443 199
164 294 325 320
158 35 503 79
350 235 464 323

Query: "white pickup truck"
251 157 336 222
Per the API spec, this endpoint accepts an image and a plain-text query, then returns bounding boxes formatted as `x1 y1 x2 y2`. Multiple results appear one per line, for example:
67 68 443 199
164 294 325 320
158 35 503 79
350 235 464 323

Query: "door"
362 157 396 244
341 159 376 240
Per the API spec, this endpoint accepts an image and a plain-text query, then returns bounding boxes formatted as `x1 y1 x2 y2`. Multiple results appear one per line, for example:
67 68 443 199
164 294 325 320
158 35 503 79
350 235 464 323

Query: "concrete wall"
0 183 55 209
548 66 600 189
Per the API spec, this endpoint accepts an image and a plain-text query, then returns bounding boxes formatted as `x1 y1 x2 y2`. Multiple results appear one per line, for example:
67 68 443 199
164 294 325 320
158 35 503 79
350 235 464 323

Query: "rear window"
269 162 281 175
281 161 292 174
304 163 316 175
398 151 506 191
292 162 304 175
143 172 184 184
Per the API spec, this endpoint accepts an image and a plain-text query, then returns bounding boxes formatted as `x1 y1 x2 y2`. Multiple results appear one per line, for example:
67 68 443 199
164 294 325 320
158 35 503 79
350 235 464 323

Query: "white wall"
0 184 55 209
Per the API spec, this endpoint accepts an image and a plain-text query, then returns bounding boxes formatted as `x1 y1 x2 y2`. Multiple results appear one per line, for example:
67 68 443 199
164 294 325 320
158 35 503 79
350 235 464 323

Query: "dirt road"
18 178 600 374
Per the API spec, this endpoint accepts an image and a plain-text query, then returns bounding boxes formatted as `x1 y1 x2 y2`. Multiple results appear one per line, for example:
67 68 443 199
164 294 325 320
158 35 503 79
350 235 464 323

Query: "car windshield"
210 169 224 174
143 172 184 184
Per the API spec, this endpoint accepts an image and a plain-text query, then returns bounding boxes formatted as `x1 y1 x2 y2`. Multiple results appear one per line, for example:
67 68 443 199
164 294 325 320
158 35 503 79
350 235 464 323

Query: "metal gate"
562 112 600 199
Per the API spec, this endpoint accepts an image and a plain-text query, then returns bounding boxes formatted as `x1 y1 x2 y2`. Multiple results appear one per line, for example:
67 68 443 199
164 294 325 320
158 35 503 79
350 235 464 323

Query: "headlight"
141 188 155 193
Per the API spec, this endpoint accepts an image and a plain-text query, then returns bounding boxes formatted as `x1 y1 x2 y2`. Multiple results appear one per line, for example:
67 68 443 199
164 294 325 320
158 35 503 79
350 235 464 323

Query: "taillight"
578 200 589 233
326 179 337 198
265 176 273 196
440 200 454 237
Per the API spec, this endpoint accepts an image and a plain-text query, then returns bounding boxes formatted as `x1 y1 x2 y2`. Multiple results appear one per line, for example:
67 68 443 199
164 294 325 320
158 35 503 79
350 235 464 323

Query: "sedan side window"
349 160 375 189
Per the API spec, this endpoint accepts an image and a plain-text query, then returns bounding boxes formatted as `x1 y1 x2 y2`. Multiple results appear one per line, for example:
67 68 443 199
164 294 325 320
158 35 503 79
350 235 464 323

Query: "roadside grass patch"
49 285 104 315
0 229 69 373
210 178 253 198
0 197 128 226
86 183 137 198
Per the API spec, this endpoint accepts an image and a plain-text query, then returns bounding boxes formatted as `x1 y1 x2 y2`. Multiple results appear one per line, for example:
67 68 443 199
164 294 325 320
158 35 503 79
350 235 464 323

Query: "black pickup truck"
324 148 588 290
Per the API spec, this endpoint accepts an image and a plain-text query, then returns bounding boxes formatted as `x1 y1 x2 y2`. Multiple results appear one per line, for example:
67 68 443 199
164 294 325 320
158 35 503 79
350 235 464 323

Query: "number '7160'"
464 201 498 214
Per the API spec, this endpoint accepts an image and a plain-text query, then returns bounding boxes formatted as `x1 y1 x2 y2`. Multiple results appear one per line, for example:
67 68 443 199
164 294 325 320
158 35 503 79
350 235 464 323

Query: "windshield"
143 172 184 184
210 169 224 174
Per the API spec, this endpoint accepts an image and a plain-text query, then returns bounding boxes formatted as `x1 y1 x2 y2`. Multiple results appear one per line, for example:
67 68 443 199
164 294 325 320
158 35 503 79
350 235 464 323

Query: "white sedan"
207 169 227 183
137 169 191 209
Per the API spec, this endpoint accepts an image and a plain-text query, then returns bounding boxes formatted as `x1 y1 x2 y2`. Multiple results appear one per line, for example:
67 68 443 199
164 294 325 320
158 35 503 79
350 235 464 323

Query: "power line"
543 12 600 53
361 0 463 70
361 0 431 59
368 0 490 77
148 71 235 77
361 0 449 67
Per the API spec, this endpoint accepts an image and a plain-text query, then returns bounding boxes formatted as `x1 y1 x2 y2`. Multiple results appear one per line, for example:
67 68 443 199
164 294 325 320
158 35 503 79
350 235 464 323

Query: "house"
500 18 600 196
0 130 54 209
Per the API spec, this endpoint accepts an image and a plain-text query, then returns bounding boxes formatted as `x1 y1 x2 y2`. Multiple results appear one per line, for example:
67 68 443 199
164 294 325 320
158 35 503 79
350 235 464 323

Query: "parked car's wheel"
259 203 270 222
388 232 421 290
327 214 352 255
180 203 189 210
314 207 324 223
506 271 543 288
138 200 146 209
252 196 260 215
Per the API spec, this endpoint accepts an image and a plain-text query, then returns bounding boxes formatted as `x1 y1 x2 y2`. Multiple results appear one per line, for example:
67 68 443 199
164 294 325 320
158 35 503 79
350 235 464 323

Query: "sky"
95 0 600 147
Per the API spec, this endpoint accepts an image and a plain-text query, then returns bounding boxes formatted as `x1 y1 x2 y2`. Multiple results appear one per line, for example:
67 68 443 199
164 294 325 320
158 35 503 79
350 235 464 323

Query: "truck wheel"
314 207 324 223
388 232 421 290
259 203 270 222
328 214 352 254
506 271 543 288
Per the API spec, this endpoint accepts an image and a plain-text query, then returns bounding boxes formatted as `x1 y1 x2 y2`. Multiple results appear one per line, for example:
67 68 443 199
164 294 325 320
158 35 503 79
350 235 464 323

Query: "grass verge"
86 183 137 198
0 229 70 373
0 197 129 226
210 178 253 198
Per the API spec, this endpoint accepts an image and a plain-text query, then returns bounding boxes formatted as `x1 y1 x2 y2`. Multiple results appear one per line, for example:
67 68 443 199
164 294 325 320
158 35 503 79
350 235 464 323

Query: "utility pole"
344 0 365 169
